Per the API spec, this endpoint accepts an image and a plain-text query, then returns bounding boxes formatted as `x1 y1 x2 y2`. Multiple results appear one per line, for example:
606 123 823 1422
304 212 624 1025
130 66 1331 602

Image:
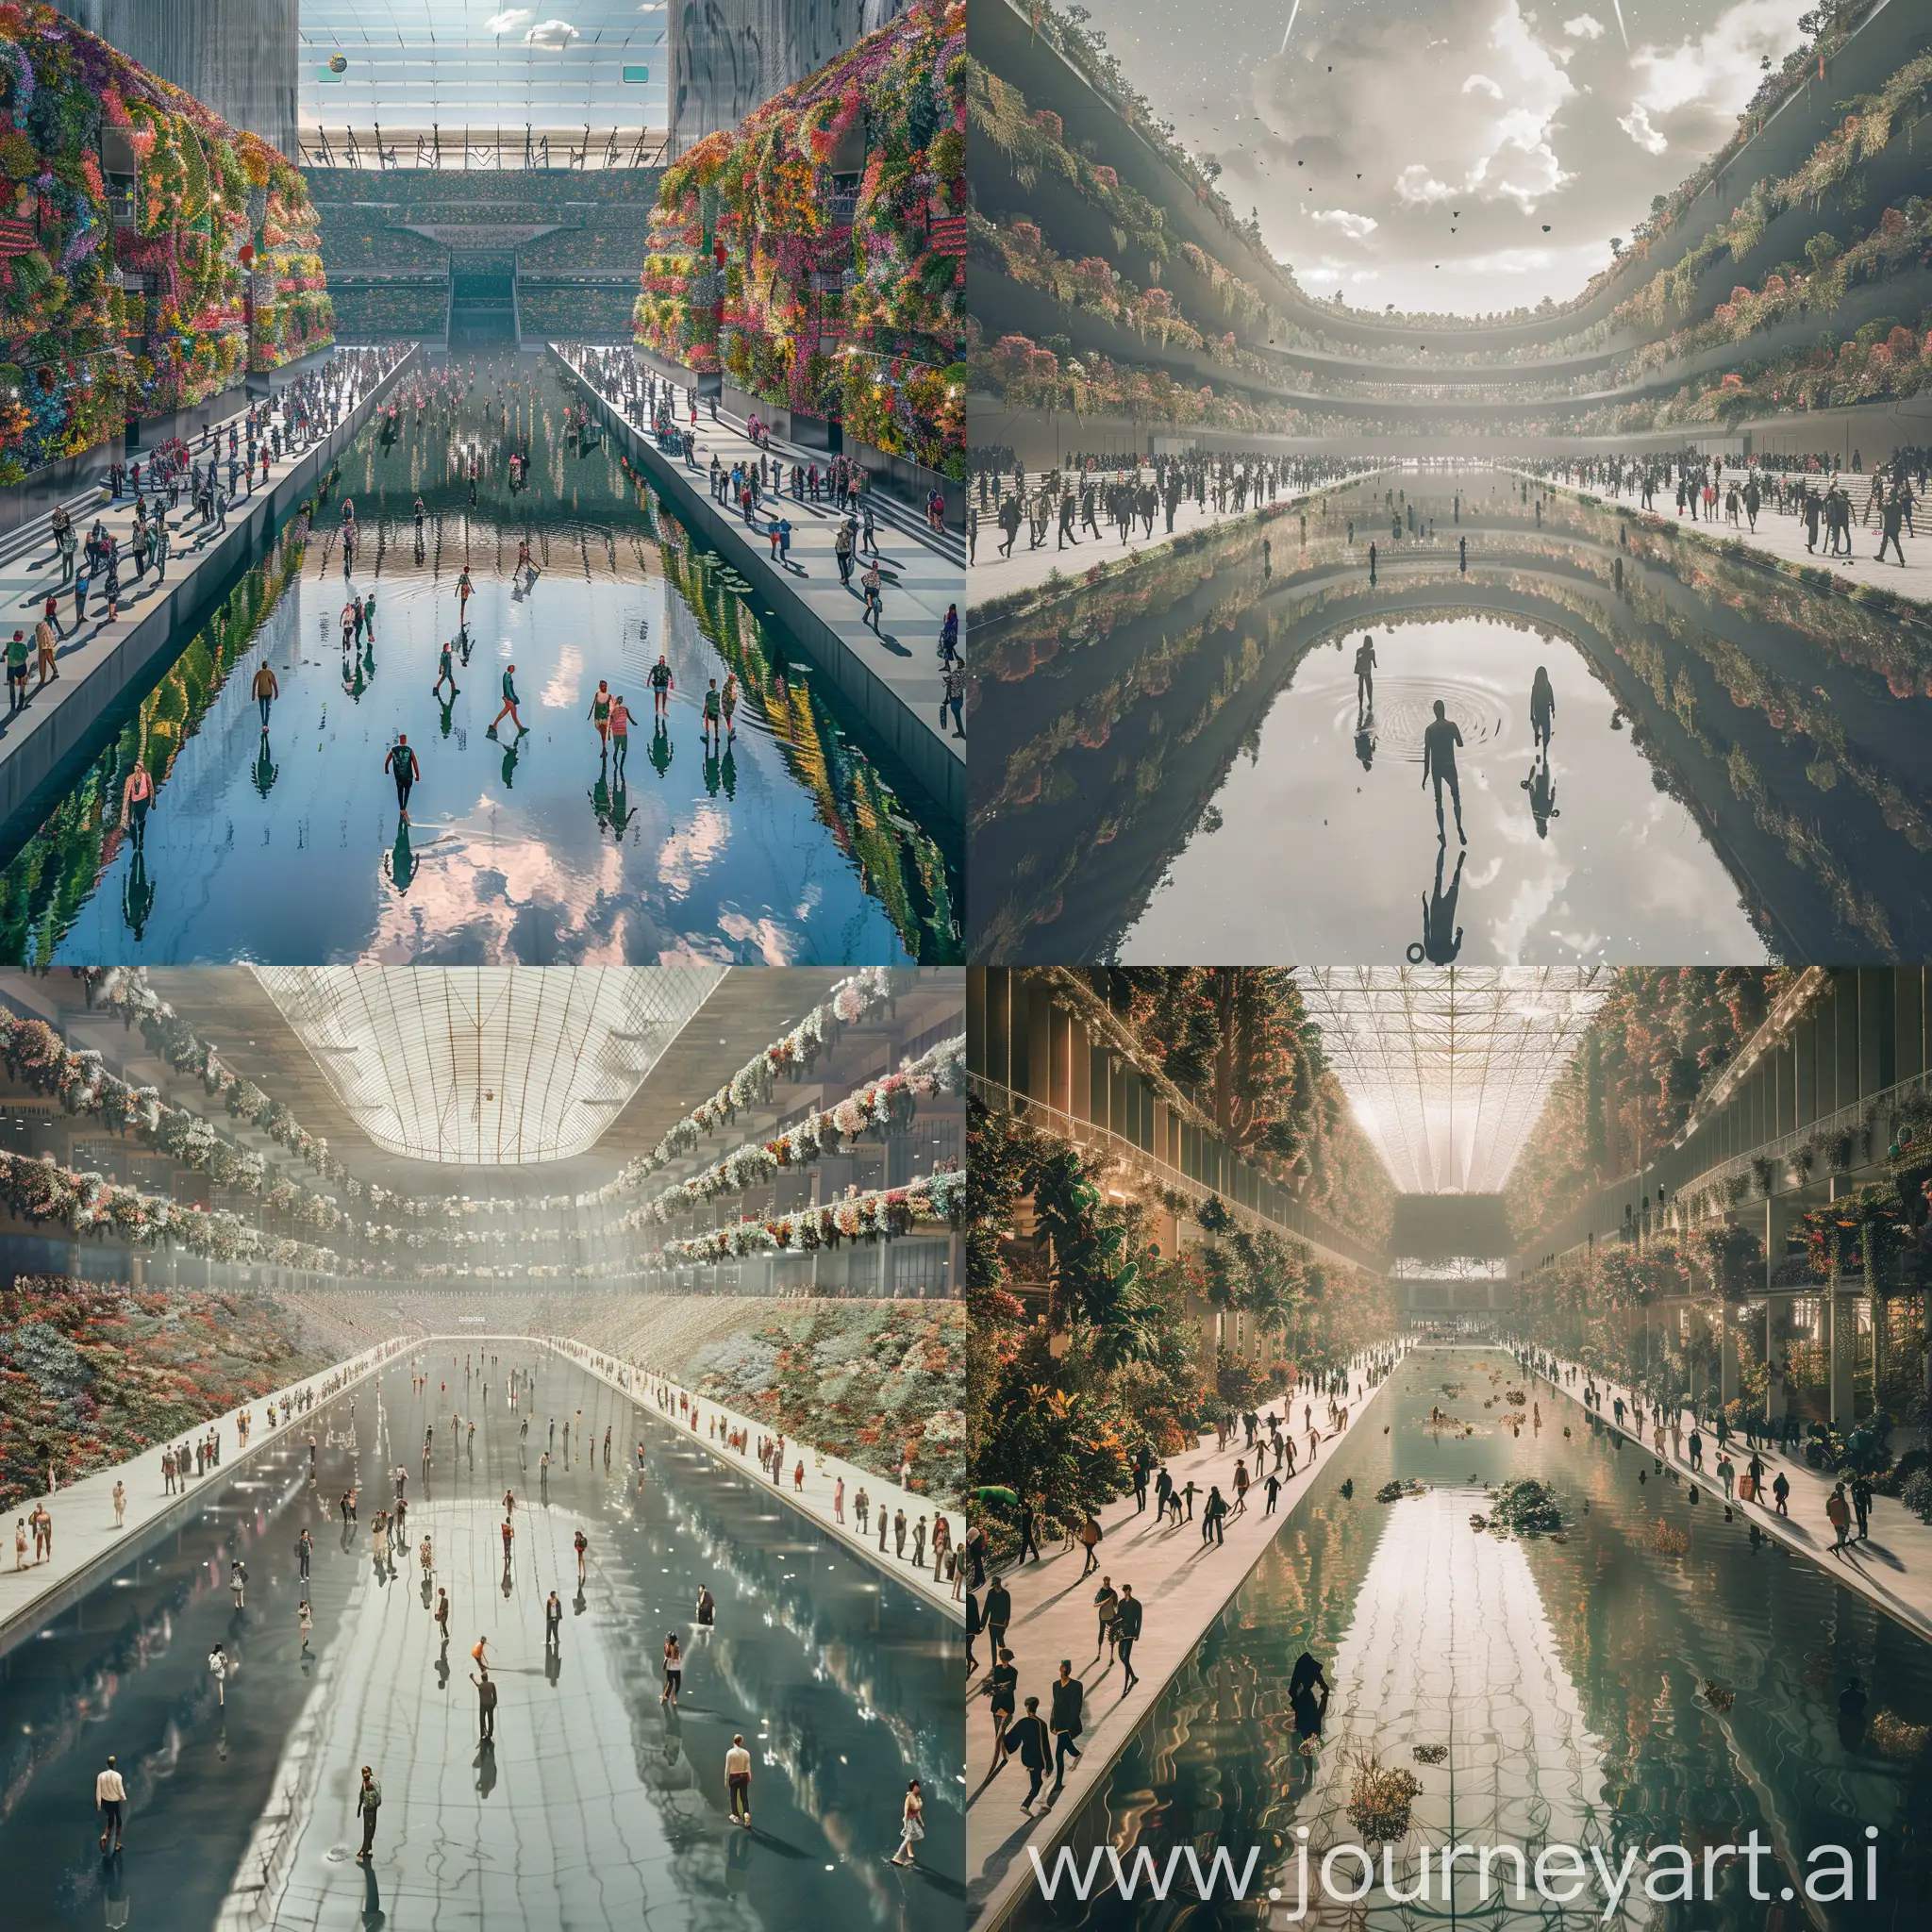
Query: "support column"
1766 1292 1789 1421
1720 1305 1738 1407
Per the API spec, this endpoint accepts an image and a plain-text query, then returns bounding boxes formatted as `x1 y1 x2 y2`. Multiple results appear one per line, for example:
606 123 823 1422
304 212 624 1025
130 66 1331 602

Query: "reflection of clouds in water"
658 805 730 900
717 911 795 966
541 642 584 710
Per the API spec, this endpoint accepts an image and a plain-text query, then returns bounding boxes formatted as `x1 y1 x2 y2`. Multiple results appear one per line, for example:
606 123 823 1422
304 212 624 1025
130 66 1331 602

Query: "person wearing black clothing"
965 1587 983 1674
1006 1698 1053 1811
1851 1474 1874 1540
986 1648 1018 1773
1115 1585 1142 1690
544 1591 563 1647
471 1669 498 1740
1048 1661 1085 1799
1132 1447 1152 1513
985 1574 1011 1656
1289 1651 1330 1742
1018 1500 1042 1563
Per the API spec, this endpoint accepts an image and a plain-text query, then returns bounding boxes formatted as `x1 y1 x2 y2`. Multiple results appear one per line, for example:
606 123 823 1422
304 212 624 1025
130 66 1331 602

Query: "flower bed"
634 1 965 477
0 1274 335 1508
245 150 334 373
654 1166 966 1262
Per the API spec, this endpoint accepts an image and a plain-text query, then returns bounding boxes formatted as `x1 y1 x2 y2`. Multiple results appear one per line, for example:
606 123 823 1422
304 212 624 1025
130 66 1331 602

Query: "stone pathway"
0 1335 411 1647
1501 462 1932 608
553 347 965 806
544 1332 964 1621
1525 1346 1932 1642
965 1348 1407 1926
965 467 1396 608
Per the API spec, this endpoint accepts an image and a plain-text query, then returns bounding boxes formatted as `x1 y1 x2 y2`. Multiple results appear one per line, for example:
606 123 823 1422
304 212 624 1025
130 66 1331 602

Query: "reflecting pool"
0 1348 963 1931
968 469 1932 964
1007 1348 1932 1930
0 354 960 964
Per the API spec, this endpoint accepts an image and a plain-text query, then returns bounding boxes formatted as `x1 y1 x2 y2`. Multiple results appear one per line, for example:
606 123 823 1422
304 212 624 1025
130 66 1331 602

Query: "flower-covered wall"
243 143 333 374
635 0 965 479
0 3 330 487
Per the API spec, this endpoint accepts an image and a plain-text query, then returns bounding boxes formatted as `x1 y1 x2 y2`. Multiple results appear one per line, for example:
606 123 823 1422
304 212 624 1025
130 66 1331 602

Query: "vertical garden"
635 0 965 480
0 2 330 486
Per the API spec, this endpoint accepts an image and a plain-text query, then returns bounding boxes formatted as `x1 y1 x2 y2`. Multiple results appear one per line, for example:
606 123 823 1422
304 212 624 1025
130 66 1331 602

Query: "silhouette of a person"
1408 845 1465 963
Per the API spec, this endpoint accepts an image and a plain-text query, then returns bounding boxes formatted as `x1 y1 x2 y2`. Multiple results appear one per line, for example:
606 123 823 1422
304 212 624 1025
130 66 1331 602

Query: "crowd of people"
967 1349 1405 1815
1516 444 1924 565
6 346 407 738
973 448 1381 561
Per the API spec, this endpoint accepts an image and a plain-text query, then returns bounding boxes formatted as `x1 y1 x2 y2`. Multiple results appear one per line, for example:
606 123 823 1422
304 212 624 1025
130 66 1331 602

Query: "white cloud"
1622 0 1802 142
1394 164 1456 207
484 8 533 31
1348 269 1381 283
1562 13 1605 37
525 16 579 48
1310 208 1380 240
1463 73 1505 98
1618 102 1669 153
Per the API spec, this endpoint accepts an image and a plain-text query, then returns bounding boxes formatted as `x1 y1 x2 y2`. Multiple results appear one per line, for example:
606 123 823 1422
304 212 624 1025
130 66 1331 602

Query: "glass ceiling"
254 966 721 1165
299 2 668 136
1296 968 1609 1196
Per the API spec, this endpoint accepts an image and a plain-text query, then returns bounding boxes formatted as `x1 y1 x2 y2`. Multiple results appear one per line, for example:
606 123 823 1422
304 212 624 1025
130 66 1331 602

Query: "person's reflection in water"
387 821 417 893
1838 1674 1869 1752
122 853 154 940
437 691 459 738
1522 751 1560 839
1408 845 1465 964
545 1644 562 1689
607 776 633 840
102 1849 130 1931
1530 663 1556 751
719 745 737 801
649 719 673 780
500 737 522 789
474 1740 497 1801
703 745 721 797
343 649 366 702
1354 717 1375 772
253 735 278 797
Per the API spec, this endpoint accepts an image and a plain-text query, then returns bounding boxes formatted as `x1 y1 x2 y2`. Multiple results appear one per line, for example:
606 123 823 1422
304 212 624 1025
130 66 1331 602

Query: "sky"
1073 0 1810 315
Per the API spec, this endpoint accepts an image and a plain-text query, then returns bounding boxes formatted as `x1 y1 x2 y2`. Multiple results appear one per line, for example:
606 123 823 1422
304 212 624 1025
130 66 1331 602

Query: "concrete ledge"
551 344 966 830
0 346 419 845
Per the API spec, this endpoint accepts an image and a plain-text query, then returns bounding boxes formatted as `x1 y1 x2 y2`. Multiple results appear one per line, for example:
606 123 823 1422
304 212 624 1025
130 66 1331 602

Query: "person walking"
661 1632 682 1703
861 558 883 632
354 1766 381 1863
1048 1660 1085 1800
253 660 279 730
890 1779 924 1865
208 1644 229 1707
1076 1511 1102 1578
1115 1584 1142 1690
1005 1697 1052 1810
489 663 525 738
725 1735 753 1827
385 733 421 824
1826 1483 1851 1553
34 614 58 691
299 1599 314 1655
96 1756 127 1854
5 629 27 713
589 680 612 754
1851 1473 1874 1540
470 1666 498 1740
111 1479 125 1529
574 1526 589 1584
1422 699 1467 844
296 1526 312 1581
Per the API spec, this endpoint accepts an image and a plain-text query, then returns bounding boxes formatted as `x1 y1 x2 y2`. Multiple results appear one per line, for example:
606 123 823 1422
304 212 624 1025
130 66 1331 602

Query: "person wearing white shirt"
96 1756 126 1851
724 1736 752 1826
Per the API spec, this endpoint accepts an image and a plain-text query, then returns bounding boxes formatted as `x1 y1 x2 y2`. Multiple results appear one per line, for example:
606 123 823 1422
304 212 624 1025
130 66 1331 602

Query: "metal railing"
969 1072 1386 1272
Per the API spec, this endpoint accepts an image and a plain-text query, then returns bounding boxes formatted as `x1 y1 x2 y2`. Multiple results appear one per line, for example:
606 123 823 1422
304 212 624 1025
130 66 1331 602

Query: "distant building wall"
56 0 300 161
668 0 908 155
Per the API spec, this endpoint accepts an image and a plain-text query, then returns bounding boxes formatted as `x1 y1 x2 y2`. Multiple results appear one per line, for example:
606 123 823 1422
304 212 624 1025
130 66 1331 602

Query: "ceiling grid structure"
253 966 723 1165
1297 967 1609 1195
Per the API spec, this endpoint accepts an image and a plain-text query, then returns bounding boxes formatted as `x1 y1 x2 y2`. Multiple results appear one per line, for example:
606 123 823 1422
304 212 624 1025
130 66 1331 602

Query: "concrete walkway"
543 1331 963 1621
552 346 966 826
0 345 416 832
1523 1345 1932 1643
965 1348 1407 1927
966 466 1396 610
1500 462 1932 608
0 1334 413 1654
